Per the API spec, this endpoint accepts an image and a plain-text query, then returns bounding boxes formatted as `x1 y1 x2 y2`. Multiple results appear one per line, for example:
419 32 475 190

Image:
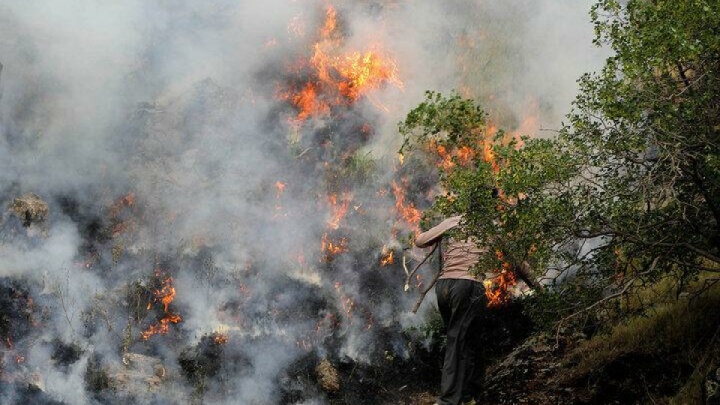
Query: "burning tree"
399 0 720 336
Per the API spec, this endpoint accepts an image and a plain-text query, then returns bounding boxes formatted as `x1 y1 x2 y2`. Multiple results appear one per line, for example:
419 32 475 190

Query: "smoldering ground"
0 1 604 404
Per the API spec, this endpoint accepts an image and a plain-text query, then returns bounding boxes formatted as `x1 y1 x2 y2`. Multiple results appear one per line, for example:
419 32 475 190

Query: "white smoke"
0 1 606 404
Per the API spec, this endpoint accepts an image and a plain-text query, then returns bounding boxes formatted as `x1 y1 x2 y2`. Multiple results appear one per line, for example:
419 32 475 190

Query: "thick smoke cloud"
0 1 605 404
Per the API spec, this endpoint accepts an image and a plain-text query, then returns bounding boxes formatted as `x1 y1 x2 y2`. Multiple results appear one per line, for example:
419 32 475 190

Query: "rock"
9 194 49 226
315 358 340 393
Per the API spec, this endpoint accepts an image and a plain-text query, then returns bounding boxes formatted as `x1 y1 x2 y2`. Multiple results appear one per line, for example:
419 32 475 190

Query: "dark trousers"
435 278 486 405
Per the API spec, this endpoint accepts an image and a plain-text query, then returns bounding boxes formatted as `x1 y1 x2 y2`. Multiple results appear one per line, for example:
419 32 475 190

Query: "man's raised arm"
414 215 461 248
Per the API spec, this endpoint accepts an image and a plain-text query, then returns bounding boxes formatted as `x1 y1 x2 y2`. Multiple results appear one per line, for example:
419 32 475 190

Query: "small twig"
690 278 720 302
57 267 77 335
411 269 442 314
641 374 659 405
348 362 359 381
296 147 313 158
404 244 438 292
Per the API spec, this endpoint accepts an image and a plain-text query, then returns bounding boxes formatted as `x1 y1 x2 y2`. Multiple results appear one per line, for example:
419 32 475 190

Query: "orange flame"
213 333 229 345
274 181 288 217
108 192 137 238
109 192 135 217
435 144 453 171
281 5 403 121
456 146 475 165
483 251 517 307
380 246 394 266
141 275 182 340
326 193 352 230
482 141 500 174
321 233 348 261
329 49 402 103
286 82 331 121
432 141 477 171
391 180 421 233
320 5 338 39
334 281 356 317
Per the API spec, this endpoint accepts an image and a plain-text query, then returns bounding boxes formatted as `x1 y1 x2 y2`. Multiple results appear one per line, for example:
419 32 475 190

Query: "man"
416 188 541 404
415 214 488 405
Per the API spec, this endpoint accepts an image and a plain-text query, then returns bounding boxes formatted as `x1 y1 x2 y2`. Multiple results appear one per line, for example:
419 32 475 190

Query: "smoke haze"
0 1 605 404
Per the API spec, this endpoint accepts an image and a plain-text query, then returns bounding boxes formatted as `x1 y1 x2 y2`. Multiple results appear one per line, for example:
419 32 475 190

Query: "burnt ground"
295 300 536 405
317 290 720 405
3 282 718 405
280 348 441 405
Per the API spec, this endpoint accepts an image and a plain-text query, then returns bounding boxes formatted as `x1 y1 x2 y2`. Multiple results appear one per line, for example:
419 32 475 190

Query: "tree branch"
404 243 438 292
668 258 720 273
554 256 660 347
579 227 720 264
411 269 442 314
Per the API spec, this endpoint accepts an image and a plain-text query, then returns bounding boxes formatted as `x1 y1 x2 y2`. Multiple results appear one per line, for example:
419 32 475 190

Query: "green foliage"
417 307 447 349
399 91 486 153
340 151 377 186
400 0 720 330
400 90 581 291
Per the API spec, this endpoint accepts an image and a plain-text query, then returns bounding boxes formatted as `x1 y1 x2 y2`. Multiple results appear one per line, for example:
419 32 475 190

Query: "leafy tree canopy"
399 0 720 328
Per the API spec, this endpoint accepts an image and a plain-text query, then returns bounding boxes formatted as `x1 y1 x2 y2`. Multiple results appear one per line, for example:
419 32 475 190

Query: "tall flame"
275 181 287 195
279 5 403 122
482 140 500 174
326 193 352 230
483 251 517 307
391 180 421 234
274 181 288 218
141 274 182 340
380 246 394 266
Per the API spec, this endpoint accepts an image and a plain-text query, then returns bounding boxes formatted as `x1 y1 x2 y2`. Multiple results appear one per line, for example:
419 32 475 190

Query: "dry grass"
559 273 720 403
